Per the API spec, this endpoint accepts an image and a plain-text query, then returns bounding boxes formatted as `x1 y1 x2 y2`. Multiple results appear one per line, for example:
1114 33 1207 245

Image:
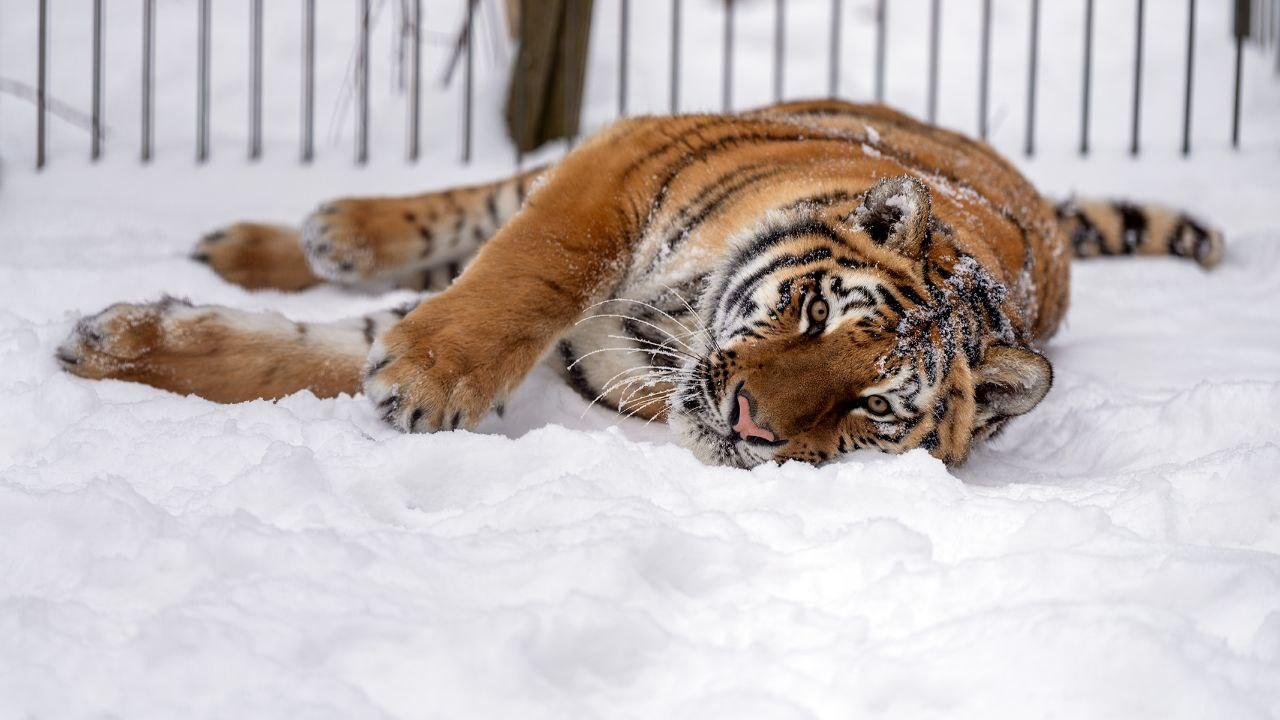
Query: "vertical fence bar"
564 0 577 149
1131 0 1144 155
978 0 991 139
197 0 210 163
874 0 886 102
671 0 681 112
514 0 523 169
302 0 315 162
774 0 785 102
927 0 940 122
1080 0 1093 155
1025 0 1039 157
722 0 734 111
92 0 103 161
142 0 154 163
357 0 370 164
1232 0 1250 148
409 0 422 161
1182 0 1196 155
37 0 47 170
250 0 263 160
463 0 475 161
828 0 842 98
619 0 630 117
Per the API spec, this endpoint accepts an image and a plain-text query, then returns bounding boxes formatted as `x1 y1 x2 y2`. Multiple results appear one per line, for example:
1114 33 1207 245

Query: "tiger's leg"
362 128 653 433
1056 199 1225 269
192 224 463 294
57 296 418 403
195 168 544 292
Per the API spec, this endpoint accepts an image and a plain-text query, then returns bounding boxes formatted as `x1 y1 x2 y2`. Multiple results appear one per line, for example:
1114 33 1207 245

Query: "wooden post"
506 0 595 153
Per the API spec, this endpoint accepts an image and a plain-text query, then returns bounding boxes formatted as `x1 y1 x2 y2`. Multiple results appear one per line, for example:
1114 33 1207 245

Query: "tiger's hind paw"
192 223 320 291
57 297 191 380
301 198 434 283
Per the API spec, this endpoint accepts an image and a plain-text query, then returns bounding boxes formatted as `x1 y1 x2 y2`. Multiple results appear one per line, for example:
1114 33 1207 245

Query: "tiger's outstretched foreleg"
1056 199 1224 269
56 297 419 403
362 124 652 433
195 167 545 292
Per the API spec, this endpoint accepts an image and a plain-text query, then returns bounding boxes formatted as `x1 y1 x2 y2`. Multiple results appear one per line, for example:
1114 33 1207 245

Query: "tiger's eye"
865 395 891 415
809 299 829 324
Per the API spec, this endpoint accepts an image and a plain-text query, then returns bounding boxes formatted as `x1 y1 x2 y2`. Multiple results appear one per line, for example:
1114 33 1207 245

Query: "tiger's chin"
666 402 776 470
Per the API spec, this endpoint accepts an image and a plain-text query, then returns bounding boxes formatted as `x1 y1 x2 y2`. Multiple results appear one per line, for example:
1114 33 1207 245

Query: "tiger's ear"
973 346 1053 423
850 175 932 258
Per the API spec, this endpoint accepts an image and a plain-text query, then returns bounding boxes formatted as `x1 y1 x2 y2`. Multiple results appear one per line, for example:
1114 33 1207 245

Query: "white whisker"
574 313 698 352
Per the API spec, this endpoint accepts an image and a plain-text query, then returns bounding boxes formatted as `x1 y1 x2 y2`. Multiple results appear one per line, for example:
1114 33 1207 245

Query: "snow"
3 0 1280 717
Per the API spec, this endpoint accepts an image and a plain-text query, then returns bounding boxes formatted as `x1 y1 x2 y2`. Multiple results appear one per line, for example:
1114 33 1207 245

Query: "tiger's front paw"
301 198 433 283
362 298 534 432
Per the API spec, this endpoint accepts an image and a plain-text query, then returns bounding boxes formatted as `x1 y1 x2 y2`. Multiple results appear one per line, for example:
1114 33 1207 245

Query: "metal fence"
30 0 1280 170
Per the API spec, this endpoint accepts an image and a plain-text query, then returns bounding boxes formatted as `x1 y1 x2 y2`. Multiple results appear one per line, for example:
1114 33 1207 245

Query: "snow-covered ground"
2 1 1280 717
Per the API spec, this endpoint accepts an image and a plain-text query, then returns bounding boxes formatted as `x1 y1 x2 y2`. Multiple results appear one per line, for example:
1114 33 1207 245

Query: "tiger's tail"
1055 199 1224 269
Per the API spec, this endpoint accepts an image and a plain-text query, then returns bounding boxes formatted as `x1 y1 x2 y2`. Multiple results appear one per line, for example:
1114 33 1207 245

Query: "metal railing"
27 0 1280 171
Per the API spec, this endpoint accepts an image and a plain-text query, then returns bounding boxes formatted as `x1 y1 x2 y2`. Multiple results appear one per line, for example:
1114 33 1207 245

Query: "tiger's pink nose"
733 392 776 443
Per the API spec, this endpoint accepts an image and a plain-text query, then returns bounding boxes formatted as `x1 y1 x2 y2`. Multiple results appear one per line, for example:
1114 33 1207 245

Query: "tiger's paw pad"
192 223 318 291
56 297 190 379
301 199 431 283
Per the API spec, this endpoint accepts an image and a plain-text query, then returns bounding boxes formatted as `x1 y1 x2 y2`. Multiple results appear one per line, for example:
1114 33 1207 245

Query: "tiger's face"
668 176 1053 469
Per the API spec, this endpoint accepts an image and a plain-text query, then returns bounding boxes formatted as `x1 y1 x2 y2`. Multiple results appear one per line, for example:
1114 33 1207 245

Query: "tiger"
56 100 1223 468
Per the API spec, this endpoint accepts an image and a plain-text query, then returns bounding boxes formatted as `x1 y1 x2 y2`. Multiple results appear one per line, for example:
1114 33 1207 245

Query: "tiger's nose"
732 389 779 444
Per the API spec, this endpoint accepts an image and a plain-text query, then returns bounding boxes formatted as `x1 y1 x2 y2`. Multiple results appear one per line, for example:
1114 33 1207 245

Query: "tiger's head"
668 175 1053 469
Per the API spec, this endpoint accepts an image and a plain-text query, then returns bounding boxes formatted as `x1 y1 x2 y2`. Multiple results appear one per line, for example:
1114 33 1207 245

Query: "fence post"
723 0 735 111
302 0 315 163
1232 0 1251 148
875 0 886 102
250 0 263 160
978 0 990 139
1080 0 1093 156
92 0 103 162
829 0 842 98
37 0 47 170
774 0 786 103
1025 0 1039 157
1131 0 1144 156
142 0 154 163
1182 0 1197 156
619 0 629 117
409 0 422 162
197 0 210 163
671 0 681 113
357 0 370 165
464 0 475 160
927 0 940 122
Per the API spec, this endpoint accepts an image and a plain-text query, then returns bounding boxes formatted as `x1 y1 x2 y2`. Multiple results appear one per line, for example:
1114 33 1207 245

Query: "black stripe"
779 190 858 214
1116 202 1147 254
362 317 376 344
558 340 609 408
652 164 787 267
719 219 845 296
486 192 500 228
619 116 742 180
1066 206 1103 257
721 246 835 318
641 129 859 235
